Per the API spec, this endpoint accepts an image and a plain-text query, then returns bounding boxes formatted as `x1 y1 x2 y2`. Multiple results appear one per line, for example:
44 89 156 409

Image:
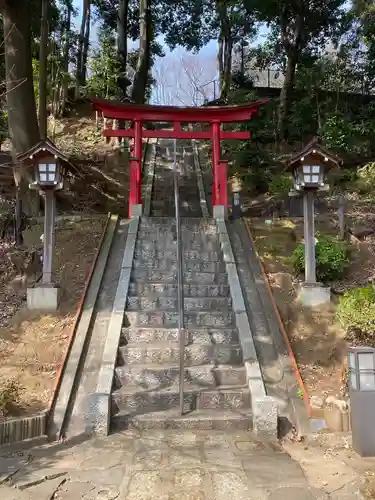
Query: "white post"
338 193 345 239
42 189 56 285
303 190 316 283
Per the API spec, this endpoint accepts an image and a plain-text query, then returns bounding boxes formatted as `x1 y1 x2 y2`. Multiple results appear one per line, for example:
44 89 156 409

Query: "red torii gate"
91 98 267 218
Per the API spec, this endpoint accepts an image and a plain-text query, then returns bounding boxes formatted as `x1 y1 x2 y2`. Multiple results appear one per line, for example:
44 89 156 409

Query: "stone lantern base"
27 283 61 312
298 281 331 307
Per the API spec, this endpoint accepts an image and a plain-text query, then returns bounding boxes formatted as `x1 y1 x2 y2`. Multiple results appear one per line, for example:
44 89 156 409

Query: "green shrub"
337 285 375 341
330 167 358 191
291 234 350 283
357 163 375 193
0 379 21 417
267 173 293 197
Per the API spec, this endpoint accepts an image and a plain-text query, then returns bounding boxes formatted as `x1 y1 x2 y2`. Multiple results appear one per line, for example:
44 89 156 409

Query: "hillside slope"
0 102 133 216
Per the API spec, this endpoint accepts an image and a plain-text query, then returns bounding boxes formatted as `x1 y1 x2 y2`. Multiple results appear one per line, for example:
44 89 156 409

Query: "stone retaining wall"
0 411 47 447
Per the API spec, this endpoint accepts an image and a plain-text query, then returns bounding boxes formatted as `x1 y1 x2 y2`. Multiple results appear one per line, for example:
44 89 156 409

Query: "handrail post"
173 138 186 416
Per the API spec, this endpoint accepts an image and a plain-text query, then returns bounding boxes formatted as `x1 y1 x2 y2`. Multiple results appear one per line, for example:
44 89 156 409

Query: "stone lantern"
286 138 341 306
16 139 77 311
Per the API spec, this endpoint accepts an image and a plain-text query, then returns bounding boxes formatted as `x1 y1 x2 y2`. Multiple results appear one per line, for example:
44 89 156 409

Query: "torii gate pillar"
211 121 220 207
129 119 143 216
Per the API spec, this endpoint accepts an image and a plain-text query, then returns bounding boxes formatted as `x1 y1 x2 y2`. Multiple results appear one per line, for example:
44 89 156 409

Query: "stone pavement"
0 430 362 500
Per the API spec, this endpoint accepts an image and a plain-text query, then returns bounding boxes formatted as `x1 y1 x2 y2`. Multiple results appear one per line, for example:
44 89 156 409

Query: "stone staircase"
111 216 252 430
150 140 202 217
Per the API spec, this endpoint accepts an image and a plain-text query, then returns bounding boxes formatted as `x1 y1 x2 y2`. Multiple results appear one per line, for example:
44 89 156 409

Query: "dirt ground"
250 215 375 402
283 432 375 499
0 216 106 420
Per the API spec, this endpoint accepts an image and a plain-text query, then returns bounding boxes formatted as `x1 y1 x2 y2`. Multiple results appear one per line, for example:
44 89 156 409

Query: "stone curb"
93 217 140 436
214 216 278 438
0 411 48 447
143 141 157 217
48 215 119 441
189 127 209 218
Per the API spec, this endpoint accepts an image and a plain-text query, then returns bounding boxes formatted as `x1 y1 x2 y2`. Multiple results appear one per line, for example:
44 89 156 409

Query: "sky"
71 0 268 104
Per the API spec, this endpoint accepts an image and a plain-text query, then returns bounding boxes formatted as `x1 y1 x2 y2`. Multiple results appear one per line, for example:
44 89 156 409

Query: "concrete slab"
216 221 273 438
49 215 118 441
26 475 66 499
213 205 228 219
143 143 157 217
0 486 31 500
27 285 60 312
94 219 139 436
298 283 331 307
0 430 339 500
131 204 142 217
225 264 246 313
252 397 278 438
190 134 209 218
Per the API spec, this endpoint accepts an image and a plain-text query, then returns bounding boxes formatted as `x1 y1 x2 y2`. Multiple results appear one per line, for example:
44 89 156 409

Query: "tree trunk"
220 34 233 100
218 35 224 88
277 50 298 146
82 1 91 85
277 9 305 147
216 2 232 100
61 3 72 112
38 0 49 138
76 0 88 92
131 0 152 104
117 0 129 98
2 0 40 216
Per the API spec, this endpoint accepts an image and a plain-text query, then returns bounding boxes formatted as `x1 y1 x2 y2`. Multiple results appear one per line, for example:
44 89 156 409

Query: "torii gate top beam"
91 97 268 123
91 97 269 218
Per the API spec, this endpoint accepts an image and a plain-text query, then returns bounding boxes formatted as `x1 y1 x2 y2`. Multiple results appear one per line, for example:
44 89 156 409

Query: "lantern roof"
285 137 342 173
16 138 79 174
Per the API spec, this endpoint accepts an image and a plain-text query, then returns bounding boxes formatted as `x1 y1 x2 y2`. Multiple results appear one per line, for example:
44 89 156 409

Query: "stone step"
139 217 217 230
118 342 242 366
124 310 235 328
114 363 246 390
130 269 227 284
111 385 250 416
140 217 216 230
150 209 173 217
133 248 222 261
133 259 226 273
137 228 219 243
150 209 203 217
135 239 221 252
127 282 230 297
121 326 239 344
111 408 252 431
150 199 200 209
126 296 231 311
152 186 199 194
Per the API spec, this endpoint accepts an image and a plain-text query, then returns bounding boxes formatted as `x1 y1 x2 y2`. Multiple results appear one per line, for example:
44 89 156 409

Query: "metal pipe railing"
173 138 186 415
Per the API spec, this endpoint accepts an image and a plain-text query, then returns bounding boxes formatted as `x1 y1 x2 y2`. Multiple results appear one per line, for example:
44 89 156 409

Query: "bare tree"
152 59 175 105
153 52 217 106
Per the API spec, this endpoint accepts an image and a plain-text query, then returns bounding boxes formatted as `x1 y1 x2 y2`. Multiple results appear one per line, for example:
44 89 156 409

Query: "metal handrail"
173 138 186 416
